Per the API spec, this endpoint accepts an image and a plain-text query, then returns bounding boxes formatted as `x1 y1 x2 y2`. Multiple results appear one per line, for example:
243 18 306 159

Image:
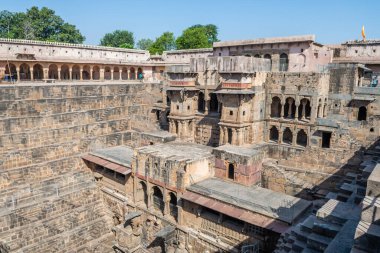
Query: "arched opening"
152 186 164 214
269 126 279 142
283 127 293 145
198 92 205 112
33 64 44 80
5 63 18 81
264 54 272 70
270 96 282 118
296 129 307 147
48 64 58 79
82 65 91 80
227 128 233 144
210 93 218 112
113 67 120 80
121 67 128 80
19 63 30 81
104 66 111 80
254 54 261 58
358 106 367 121
228 163 235 180
284 97 296 118
61 65 70 80
137 67 143 80
137 181 148 207
169 192 178 219
298 98 311 120
92 66 100 80
72 65 80 80
279 53 289 71
129 67 136 80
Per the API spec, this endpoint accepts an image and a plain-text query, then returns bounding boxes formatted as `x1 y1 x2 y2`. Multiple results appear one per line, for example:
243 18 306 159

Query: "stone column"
280 103 284 119
58 68 61 81
80 67 83 81
100 67 105 81
237 129 243 145
163 188 168 216
127 69 130 80
30 68 34 81
119 70 122 80
279 128 283 144
181 121 187 137
111 69 114 81
219 126 224 145
90 67 93 80
288 99 293 118
16 67 20 83
69 69 72 81
43 68 48 80
146 180 152 210
224 127 228 144
302 101 307 120
292 130 297 146
295 102 300 121
318 104 323 118
232 128 237 145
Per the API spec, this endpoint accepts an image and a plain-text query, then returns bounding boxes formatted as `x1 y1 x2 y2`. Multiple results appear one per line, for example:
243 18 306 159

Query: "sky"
1 0 380 46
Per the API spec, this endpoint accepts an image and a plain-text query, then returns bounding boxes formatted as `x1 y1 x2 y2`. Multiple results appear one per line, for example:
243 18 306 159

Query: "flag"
362 26 366 41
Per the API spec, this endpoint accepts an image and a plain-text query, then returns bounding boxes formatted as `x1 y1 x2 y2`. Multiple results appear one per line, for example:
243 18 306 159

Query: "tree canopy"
148 32 176 55
176 24 219 50
100 30 134 48
137 38 153 50
0 7 85 44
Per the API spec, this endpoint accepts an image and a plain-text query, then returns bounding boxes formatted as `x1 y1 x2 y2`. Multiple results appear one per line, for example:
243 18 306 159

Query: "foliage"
0 7 85 44
137 38 153 50
100 30 134 48
148 32 176 55
176 24 219 49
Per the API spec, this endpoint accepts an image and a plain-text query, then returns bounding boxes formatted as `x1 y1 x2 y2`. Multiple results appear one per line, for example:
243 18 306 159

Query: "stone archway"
33 64 44 80
48 64 58 79
61 64 70 80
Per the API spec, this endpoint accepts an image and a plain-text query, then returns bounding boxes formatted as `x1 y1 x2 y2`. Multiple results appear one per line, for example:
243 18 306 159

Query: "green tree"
137 38 154 50
148 32 176 55
176 24 219 50
0 7 85 43
100 30 134 48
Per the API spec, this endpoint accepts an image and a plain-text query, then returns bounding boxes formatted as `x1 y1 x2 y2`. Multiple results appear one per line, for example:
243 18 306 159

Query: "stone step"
307 232 333 251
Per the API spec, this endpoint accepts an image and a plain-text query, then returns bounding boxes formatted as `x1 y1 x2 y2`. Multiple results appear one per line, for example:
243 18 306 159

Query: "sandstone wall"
0 82 162 252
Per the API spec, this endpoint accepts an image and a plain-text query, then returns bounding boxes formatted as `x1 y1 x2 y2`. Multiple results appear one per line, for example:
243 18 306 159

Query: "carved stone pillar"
224 127 228 144
58 68 61 81
280 103 284 119
302 101 307 120
69 69 72 81
292 130 297 146
295 104 299 121
80 67 83 81
219 126 224 145
288 99 293 118
279 128 283 144
111 69 114 80
232 128 237 145
30 68 34 81
90 67 93 80
16 67 20 83
100 68 105 81
127 69 130 80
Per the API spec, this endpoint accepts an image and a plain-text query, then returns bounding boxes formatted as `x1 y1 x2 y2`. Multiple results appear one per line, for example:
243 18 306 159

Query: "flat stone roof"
187 177 311 223
91 146 134 167
136 142 213 162
213 144 263 157
213 35 315 48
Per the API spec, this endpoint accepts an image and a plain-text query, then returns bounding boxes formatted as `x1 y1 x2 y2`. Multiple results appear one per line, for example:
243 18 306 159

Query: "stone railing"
168 79 196 87
221 82 251 89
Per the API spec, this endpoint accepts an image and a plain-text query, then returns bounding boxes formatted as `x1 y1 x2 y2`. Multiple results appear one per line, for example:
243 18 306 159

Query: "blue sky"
2 0 379 45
